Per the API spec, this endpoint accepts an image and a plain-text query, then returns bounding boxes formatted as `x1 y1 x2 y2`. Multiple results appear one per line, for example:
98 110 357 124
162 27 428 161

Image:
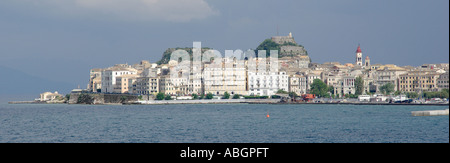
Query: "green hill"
156 47 213 65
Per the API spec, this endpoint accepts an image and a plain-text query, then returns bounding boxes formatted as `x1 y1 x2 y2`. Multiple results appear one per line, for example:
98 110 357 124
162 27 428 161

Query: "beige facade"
399 70 440 92
114 74 138 94
373 68 407 92
88 68 102 92
101 65 138 93
203 61 247 96
133 77 160 95
289 75 307 95
159 75 189 96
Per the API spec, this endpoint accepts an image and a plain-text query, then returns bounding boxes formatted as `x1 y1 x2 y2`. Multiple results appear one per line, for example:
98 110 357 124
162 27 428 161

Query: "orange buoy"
266 111 270 118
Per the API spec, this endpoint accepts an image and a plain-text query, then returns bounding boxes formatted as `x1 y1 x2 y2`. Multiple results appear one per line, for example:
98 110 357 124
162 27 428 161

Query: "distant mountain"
0 66 75 95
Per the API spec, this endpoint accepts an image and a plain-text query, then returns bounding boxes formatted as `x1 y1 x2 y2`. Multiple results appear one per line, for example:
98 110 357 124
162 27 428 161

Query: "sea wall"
68 93 138 104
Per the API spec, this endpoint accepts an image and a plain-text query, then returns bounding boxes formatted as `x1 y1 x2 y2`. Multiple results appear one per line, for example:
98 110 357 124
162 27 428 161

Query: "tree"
232 94 240 99
442 89 449 99
355 76 364 95
328 86 335 95
379 83 395 95
206 93 214 99
156 93 165 100
406 92 419 99
191 93 199 99
256 39 281 57
310 79 329 98
223 92 230 99
276 89 288 94
164 94 172 100
288 92 298 99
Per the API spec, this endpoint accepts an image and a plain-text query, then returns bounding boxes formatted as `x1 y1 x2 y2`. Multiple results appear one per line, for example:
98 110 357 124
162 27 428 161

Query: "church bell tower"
356 45 363 66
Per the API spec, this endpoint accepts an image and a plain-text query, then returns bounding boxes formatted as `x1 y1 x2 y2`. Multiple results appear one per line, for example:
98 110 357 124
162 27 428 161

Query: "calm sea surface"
0 103 448 143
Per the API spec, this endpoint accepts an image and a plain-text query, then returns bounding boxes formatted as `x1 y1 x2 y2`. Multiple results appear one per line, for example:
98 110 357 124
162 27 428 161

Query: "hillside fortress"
271 32 297 44
271 32 308 57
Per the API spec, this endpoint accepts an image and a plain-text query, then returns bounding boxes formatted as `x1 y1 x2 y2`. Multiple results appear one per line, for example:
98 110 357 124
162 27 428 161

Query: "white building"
39 91 63 101
101 65 138 93
248 71 288 96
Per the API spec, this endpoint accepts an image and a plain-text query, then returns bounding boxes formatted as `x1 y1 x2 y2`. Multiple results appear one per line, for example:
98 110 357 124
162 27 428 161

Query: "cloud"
6 0 219 22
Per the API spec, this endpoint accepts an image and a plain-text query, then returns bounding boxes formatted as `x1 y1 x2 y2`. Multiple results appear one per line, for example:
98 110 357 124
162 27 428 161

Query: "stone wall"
271 36 297 44
69 93 138 104
280 46 307 56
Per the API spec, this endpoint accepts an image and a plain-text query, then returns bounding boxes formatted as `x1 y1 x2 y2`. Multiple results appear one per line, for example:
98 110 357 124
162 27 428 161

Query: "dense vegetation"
379 83 396 95
156 47 212 65
310 79 330 98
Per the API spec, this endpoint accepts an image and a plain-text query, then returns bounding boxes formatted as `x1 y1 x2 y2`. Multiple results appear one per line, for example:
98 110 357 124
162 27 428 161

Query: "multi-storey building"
159 75 189 96
203 59 247 96
306 73 321 92
334 76 356 96
399 69 440 92
101 65 138 93
114 74 138 94
437 72 449 91
88 68 102 93
373 66 407 92
248 71 288 96
288 75 307 95
133 77 160 95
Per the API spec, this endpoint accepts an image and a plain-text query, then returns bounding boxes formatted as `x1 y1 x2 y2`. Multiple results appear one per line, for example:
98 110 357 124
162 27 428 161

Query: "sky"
0 0 448 95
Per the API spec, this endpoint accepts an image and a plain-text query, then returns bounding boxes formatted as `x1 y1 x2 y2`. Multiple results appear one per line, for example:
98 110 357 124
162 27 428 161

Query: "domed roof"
356 45 362 53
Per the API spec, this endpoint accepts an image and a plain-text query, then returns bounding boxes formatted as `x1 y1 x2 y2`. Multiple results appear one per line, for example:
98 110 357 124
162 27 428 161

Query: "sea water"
0 104 448 143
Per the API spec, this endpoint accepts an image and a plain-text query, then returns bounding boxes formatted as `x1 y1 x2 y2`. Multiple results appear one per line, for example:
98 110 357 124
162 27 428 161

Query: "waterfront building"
306 73 321 92
372 65 407 92
39 91 63 101
288 75 307 95
187 61 205 95
159 75 189 96
436 72 449 91
248 71 288 96
399 69 440 92
133 76 160 95
114 74 138 94
101 65 138 93
332 76 356 96
88 68 102 93
203 58 247 96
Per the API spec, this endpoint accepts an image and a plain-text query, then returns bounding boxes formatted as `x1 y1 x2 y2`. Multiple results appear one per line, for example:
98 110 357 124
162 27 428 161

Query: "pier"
411 109 449 116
